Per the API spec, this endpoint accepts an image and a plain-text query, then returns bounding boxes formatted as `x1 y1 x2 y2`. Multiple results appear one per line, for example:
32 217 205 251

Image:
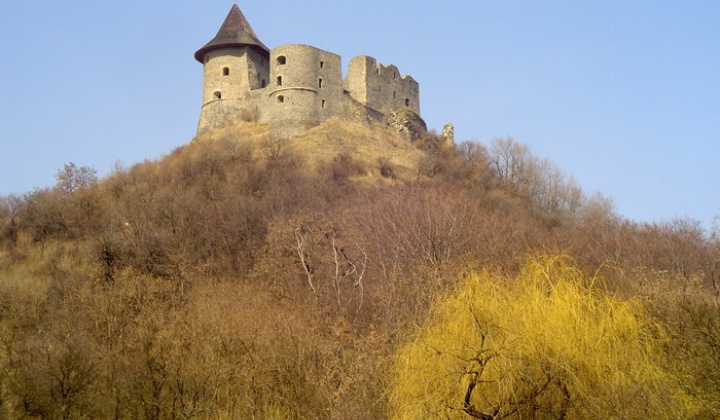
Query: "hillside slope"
0 123 718 418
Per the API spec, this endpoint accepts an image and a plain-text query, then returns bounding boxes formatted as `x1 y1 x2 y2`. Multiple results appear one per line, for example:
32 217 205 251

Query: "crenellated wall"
345 56 420 116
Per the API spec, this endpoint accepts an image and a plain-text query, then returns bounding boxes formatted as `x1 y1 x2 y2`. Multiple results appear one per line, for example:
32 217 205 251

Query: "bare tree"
488 137 584 219
0 194 24 245
55 163 97 195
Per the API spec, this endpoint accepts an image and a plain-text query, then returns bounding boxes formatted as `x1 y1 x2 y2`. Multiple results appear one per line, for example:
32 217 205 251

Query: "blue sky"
1 1 718 232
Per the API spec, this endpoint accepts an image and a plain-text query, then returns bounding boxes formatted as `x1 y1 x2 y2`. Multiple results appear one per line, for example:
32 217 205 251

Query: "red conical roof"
194 4 269 63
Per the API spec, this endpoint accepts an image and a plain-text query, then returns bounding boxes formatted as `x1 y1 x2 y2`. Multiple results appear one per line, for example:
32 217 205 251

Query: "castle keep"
195 4 424 137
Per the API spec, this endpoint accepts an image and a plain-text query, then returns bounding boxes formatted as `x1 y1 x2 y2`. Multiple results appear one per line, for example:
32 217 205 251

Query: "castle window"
277 95 285 103
318 78 323 88
277 55 286 65
394 73 397 79
321 99 326 108
405 98 410 107
213 91 222 100
277 76 283 86
223 67 230 76
393 91 396 99
320 61 324 69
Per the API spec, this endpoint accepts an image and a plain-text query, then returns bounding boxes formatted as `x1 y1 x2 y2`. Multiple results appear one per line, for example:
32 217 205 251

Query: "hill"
193 118 428 179
0 122 718 418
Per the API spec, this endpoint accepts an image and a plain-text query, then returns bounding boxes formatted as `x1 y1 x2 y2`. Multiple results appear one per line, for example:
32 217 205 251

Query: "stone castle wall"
345 56 420 115
198 46 269 132
262 45 345 132
201 47 269 104
197 44 422 137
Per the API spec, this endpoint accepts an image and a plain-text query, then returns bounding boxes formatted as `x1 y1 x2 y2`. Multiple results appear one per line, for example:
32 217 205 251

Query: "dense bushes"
0 124 718 418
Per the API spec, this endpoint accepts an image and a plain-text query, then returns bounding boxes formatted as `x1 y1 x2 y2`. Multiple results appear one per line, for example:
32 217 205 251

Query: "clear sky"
1 1 718 232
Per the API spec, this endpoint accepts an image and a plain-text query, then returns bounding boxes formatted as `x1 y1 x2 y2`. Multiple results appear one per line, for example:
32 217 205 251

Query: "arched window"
320 61 324 69
321 99 326 108
277 95 285 103
405 98 410 107
277 55 287 65
213 91 222 100
277 76 283 86
318 78 323 88
223 67 230 76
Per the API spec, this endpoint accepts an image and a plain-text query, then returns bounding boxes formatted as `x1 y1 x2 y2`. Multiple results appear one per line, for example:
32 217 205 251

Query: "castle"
195 4 425 137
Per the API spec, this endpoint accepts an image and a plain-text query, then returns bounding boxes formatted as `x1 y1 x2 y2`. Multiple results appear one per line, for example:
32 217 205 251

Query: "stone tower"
195 4 270 134
193 5 426 138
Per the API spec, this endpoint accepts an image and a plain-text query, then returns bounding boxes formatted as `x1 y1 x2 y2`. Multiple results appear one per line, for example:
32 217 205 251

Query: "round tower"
265 45 343 132
195 4 270 134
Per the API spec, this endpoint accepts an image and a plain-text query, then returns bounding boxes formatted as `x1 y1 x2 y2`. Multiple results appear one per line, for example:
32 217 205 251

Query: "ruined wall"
345 56 420 115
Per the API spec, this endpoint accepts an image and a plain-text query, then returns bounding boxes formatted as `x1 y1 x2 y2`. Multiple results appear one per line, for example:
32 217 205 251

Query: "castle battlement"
195 5 424 138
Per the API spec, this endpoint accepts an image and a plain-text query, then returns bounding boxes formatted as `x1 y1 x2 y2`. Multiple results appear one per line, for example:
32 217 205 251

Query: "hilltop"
193 118 429 179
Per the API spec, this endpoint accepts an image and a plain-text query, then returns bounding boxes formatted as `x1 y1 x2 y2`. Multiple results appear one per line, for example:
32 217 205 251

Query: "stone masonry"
195 5 425 138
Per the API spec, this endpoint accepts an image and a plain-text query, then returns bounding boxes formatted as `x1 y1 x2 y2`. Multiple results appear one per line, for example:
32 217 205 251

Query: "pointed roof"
194 4 269 63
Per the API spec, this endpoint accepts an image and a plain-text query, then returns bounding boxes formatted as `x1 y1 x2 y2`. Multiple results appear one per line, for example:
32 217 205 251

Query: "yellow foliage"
390 254 697 419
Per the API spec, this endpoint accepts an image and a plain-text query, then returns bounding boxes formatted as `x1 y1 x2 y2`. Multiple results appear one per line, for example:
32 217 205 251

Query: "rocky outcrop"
386 109 428 141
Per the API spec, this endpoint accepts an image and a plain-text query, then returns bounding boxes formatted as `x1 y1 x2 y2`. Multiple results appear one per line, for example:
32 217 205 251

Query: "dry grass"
190 118 424 180
289 118 425 178
192 120 271 145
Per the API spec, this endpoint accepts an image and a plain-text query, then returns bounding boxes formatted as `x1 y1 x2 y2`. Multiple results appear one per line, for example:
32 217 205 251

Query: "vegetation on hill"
391 255 695 419
0 120 718 419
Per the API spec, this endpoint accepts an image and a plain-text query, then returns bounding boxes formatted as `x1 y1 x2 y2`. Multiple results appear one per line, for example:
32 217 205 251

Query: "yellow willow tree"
389 255 697 419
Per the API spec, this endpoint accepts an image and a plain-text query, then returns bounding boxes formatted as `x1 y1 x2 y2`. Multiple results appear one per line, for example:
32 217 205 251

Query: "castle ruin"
195 4 425 137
